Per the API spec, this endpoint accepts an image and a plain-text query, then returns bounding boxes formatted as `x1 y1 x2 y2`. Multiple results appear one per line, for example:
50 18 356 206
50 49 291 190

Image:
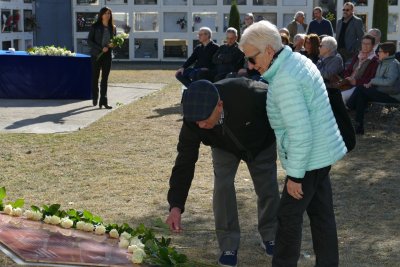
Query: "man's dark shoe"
218 250 237 267
261 240 275 257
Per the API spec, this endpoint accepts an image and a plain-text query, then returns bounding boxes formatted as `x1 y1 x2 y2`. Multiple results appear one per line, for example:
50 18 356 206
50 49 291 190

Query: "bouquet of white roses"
97 32 129 60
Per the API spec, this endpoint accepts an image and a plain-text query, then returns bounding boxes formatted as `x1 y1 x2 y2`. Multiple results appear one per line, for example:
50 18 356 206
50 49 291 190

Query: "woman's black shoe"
99 104 112 109
92 99 98 106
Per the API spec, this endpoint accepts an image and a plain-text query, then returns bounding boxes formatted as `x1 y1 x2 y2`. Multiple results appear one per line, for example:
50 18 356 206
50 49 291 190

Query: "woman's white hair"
321 36 337 52
239 20 282 52
199 26 212 39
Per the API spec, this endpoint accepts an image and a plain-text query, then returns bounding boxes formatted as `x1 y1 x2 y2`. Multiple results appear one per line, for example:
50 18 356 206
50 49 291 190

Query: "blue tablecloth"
0 51 92 99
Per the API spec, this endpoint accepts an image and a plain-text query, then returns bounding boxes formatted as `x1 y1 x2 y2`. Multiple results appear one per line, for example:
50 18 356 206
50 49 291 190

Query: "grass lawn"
0 63 399 266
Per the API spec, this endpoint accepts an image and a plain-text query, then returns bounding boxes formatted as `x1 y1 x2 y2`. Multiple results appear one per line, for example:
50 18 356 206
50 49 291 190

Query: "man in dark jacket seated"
212 27 245 82
175 27 219 88
166 79 280 267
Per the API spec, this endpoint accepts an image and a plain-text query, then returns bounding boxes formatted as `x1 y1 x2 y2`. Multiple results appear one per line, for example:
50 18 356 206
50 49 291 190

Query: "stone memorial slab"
0 214 136 266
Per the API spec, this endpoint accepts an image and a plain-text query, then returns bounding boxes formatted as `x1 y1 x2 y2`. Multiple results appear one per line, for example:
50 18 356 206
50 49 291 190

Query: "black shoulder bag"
327 87 356 152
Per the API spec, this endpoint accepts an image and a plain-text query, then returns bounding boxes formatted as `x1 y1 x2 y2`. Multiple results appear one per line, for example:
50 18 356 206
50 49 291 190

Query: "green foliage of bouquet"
97 32 129 60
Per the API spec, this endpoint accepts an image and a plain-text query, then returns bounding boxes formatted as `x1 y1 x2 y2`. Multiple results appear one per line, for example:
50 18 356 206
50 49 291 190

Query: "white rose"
49 215 61 225
44 215 52 224
128 244 145 253
131 246 146 264
94 225 106 235
32 211 43 221
83 223 94 232
12 208 23 217
109 229 119 239
118 238 130 249
130 236 145 249
4 205 13 215
60 218 73 229
120 231 132 240
76 221 85 230
24 210 33 219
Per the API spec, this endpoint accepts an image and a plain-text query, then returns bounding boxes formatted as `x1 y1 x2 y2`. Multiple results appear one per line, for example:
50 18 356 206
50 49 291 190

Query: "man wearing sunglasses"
336 2 365 64
166 78 280 267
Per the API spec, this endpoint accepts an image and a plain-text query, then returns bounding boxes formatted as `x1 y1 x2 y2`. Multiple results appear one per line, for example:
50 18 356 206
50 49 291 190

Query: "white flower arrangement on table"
27 45 76 57
0 187 189 266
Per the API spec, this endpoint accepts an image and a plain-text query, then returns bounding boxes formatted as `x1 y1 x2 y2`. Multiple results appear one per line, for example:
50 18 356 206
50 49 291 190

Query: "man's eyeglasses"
342 8 351 11
245 51 261 65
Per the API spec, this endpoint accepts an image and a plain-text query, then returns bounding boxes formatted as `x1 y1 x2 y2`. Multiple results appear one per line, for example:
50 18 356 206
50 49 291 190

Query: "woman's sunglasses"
245 51 261 64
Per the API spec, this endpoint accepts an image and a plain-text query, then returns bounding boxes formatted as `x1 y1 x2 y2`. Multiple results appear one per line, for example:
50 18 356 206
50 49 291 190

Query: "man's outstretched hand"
166 207 182 233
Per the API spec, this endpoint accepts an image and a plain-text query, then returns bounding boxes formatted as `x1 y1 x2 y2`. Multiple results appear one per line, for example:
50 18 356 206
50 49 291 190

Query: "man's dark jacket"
212 42 245 76
167 78 276 212
182 41 219 69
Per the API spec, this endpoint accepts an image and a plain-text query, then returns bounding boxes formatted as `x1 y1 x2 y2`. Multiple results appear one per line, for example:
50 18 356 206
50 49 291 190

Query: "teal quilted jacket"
262 46 347 179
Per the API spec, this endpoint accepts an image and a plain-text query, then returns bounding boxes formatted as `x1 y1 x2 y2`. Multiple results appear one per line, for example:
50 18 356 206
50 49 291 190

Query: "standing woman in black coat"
87 7 116 109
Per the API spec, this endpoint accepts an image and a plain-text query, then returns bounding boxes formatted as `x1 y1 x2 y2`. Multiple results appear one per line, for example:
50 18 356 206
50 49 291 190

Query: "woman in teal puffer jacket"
240 20 346 267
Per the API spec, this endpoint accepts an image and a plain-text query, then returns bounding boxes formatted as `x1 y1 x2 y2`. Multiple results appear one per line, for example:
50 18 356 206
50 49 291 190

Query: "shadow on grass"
5 106 94 130
147 104 182 119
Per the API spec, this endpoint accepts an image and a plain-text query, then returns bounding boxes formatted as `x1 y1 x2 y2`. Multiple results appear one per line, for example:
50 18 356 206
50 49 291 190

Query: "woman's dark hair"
362 34 376 46
379 42 396 56
95 7 114 28
305 34 320 57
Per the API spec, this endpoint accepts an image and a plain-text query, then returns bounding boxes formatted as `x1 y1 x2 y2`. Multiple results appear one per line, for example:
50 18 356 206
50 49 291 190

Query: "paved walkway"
0 83 165 134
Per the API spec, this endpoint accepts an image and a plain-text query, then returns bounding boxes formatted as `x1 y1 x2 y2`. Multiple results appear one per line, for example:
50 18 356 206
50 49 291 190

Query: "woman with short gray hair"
240 20 346 267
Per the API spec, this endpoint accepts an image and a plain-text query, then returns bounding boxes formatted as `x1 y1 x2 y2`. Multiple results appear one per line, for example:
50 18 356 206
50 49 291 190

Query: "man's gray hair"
321 36 337 51
239 20 283 52
199 26 212 39
294 11 305 20
293 33 305 43
344 2 355 9
226 27 238 36
368 28 382 39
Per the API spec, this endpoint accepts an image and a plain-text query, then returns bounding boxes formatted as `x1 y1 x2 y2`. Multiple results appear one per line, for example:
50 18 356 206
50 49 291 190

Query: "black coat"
182 41 219 70
212 42 245 77
87 23 116 57
168 78 276 212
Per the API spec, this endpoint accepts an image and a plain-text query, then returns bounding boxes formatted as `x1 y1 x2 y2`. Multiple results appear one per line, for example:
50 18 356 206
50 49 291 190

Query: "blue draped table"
0 51 92 99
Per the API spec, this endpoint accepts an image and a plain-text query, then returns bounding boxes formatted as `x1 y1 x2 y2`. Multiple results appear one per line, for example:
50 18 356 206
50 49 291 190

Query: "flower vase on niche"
135 40 140 50
123 24 131 34
176 17 186 30
194 16 201 24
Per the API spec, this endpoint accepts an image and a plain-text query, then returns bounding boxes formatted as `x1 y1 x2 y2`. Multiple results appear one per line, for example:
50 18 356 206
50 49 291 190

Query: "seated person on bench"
347 42 400 135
